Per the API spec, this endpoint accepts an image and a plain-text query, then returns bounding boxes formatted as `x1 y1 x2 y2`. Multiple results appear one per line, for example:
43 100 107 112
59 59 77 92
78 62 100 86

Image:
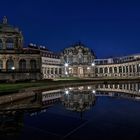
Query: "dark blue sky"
1 0 140 58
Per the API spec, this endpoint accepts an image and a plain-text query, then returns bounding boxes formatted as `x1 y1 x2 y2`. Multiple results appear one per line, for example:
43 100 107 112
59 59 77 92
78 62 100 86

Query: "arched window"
114 67 117 73
30 59 36 70
109 67 112 73
6 38 14 49
19 59 26 70
0 39 3 49
0 60 3 69
100 68 103 73
6 59 14 70
104 67 108 73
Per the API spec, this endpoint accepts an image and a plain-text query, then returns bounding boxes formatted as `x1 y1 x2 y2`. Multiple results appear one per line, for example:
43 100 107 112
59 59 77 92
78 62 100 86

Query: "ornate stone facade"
0 16 140 81
28 44 62 79
0 17 41 81
60 42 95 77
95 54 140 78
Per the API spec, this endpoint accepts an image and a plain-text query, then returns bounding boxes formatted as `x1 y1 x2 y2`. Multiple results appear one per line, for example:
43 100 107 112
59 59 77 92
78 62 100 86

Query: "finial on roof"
2 16 8 24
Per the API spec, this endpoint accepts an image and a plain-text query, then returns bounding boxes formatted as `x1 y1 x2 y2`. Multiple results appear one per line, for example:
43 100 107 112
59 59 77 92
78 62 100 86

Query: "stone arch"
114 67 117 73
109 67 112 73
99 67 103 73
19 59 26 70
6 38 14 49
6 59 14 70
104 67 108 73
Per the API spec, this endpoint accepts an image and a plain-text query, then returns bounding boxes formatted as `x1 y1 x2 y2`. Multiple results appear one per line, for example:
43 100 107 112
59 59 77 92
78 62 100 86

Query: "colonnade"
95 61 140 77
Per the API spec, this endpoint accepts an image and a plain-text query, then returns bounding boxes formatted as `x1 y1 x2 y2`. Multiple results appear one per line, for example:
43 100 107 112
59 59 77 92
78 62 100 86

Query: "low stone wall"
0 90 35 105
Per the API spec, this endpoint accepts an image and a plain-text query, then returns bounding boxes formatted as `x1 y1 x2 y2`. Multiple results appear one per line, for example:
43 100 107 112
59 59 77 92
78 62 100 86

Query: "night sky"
1 0 140 58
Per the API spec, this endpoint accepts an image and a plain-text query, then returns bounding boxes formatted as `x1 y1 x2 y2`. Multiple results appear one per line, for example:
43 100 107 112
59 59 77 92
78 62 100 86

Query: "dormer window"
6 38 14 49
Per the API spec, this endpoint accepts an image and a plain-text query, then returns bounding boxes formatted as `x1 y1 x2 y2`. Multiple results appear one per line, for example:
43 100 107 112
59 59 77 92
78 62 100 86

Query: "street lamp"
64 63 69 77
11 66 15 70
11 66 15 82
91 62 95 66
92 90 96 94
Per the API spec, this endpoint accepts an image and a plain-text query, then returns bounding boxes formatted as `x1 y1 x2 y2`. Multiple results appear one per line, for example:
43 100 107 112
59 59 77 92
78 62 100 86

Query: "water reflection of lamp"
65 90 69 95
88 86 91 90
65 63 68 67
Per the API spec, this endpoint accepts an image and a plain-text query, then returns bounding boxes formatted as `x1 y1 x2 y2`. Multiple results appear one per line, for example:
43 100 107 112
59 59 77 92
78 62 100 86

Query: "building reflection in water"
61 87 96 112
0 82 140 138
0 111 24 139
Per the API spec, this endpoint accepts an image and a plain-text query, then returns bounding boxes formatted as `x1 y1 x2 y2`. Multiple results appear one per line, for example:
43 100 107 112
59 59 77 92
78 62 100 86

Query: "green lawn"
0 79 91 94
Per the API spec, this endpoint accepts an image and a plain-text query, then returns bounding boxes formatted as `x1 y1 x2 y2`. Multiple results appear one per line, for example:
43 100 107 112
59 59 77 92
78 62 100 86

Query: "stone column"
107 67 109 73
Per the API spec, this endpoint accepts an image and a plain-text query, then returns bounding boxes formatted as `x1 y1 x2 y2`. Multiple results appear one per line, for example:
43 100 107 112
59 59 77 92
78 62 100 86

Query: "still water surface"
0 82 140 140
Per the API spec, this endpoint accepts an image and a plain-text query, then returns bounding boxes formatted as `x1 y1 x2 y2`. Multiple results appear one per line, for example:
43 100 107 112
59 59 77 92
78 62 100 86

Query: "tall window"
104 67 108 73
6 38 14 49
114 67 117 73
6 59 14 70
30 60 37 70
19 59 26 71
100 68 103 73
59 68 62 74
0 39 2 49
119 66 122 73
109 67 112 73
0 60 3 70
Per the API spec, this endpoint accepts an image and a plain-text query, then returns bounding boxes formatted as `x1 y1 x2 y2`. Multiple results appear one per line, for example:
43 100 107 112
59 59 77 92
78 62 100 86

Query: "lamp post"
64 63 69 77
11 66 15 81
91 62 95 77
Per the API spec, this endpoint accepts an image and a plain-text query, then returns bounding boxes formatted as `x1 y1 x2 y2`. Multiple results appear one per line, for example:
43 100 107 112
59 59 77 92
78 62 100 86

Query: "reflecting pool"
0 82 140 140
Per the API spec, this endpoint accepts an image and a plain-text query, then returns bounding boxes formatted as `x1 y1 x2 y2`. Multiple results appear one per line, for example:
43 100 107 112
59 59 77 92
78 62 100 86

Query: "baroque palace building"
28 43 62 79
60 42 96 78
0 17 41 81
0 16 140 81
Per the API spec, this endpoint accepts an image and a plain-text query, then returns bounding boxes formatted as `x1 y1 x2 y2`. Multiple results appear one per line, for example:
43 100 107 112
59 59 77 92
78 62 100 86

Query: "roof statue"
2 16 8 24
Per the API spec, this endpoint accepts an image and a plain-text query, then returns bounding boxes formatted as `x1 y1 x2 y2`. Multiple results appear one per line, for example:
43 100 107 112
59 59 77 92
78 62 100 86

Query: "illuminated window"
6 38 14 49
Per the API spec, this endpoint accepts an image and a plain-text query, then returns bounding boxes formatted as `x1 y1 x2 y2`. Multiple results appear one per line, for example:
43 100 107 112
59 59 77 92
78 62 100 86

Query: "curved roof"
62 42 95 56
